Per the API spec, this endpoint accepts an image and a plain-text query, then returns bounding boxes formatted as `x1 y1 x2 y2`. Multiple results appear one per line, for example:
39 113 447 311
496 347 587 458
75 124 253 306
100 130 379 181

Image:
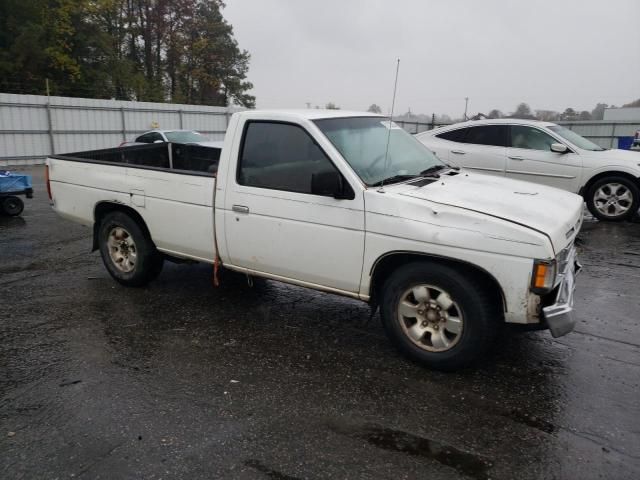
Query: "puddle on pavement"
330 422 492 480
502 408 556 434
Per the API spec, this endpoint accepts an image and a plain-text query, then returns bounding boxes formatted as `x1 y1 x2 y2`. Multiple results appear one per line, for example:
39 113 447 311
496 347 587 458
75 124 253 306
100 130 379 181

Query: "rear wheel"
98 211 163 287
586 176 639 221
1 196 24 216
380 262 501 371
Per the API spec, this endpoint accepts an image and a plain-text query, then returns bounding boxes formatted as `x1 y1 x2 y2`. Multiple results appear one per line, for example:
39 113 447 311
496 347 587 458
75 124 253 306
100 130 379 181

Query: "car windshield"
548 125 606 151
164 131 209 143
314 117 446 186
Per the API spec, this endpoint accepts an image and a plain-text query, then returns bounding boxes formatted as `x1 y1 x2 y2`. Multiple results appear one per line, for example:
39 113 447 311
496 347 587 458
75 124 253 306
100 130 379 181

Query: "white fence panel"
559 121 640 149
0 92 239 166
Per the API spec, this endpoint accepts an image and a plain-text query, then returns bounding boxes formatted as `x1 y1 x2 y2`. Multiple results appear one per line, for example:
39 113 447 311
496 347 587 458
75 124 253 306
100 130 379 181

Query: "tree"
487 109 503 119
175 0 254 107
367 104 382 114
591 103 608 120
578 110 592 121
622 98 640 108
511 103 534 119
325 102 340 110
560 108 577 121
535 110 559 121
0 0 255 106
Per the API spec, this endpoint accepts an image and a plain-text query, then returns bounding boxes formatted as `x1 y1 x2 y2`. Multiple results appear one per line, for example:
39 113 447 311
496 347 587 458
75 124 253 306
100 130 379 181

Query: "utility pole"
464 97 469 120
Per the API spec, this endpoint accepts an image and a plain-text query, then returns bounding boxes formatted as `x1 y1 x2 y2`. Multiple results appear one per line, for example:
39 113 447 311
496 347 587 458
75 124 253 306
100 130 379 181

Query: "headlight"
531 259 557 294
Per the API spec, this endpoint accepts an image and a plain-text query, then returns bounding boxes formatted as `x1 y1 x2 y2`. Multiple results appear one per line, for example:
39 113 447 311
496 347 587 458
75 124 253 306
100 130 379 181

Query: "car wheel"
380 261 501 371
586 176 640 222
98 211 163 287
1 196 24 216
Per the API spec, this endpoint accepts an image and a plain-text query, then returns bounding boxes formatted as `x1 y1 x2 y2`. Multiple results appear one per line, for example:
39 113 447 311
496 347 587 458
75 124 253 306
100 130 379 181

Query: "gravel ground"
1 166 639 479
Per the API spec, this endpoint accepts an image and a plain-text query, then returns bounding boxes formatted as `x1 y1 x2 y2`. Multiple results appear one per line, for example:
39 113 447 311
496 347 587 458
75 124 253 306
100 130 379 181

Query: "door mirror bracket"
311 171 355 200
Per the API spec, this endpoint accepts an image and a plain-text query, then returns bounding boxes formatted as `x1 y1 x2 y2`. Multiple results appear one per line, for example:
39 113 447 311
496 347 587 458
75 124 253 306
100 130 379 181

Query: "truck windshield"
314 117 446 186
165 131 209 143
548 125 606 151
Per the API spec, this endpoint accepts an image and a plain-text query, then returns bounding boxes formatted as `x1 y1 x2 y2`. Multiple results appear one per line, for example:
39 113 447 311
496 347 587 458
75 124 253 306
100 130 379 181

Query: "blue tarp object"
0 172 33 193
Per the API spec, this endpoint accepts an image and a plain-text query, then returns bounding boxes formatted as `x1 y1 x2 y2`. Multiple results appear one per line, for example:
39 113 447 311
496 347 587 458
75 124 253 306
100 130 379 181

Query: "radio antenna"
379 58 400 192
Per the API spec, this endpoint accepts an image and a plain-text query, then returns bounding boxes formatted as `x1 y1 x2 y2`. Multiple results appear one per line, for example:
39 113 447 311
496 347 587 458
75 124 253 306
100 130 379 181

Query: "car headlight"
531 259 557 294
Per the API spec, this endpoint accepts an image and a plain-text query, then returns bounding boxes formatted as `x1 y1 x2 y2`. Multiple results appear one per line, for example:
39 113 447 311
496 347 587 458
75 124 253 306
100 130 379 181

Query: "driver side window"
510 126 557 151
238 121 341 195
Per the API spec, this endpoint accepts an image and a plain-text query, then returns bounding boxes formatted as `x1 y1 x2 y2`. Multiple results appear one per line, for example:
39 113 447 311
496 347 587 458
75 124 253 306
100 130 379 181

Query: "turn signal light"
531 260 556 293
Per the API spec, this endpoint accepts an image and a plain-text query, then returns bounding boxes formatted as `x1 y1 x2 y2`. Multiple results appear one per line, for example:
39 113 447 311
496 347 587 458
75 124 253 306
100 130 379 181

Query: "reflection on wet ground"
1 167 639 479
329 421 493 480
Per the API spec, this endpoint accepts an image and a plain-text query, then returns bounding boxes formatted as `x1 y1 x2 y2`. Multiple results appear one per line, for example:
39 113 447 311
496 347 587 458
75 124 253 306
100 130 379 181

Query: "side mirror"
550 143 568 154
153 139 164 144
311 171 354 199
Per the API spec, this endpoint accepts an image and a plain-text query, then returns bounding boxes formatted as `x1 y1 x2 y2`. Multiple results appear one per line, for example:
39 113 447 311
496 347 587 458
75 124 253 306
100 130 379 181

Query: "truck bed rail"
52 143 221 176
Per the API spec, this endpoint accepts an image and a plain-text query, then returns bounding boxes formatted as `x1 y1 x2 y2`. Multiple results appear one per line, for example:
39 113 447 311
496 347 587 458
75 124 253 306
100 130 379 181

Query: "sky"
223 0 640 118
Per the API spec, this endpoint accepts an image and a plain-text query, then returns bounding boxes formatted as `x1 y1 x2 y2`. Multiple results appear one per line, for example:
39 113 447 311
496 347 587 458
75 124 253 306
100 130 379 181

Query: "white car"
417 119 640 221
120 129 224 148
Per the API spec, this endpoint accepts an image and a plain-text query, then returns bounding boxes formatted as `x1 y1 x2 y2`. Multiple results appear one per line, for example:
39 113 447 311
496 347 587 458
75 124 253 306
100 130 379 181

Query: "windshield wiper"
372 174 420 187
419 165 449 177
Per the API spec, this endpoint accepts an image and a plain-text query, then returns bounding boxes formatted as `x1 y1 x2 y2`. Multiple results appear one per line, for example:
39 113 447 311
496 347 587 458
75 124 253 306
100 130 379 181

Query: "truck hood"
396 171 584 253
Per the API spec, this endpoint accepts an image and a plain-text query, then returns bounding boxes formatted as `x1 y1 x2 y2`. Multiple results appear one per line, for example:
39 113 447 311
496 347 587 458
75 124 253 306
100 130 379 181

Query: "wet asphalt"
1 166 639 480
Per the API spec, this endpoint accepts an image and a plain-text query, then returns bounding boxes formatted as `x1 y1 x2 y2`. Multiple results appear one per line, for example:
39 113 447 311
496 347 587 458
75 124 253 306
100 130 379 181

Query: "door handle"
451 149 466 155
508 155 524 161
232 205 249 214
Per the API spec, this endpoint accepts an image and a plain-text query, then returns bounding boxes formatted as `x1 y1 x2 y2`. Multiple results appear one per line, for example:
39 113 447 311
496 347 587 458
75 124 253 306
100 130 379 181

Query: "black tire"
1 196 24 216
585 176 640 222
380 262 501 371
98 211 163 287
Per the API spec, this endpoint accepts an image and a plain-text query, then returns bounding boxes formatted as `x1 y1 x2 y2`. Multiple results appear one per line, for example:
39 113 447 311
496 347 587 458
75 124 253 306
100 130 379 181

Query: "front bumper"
542 245 581 337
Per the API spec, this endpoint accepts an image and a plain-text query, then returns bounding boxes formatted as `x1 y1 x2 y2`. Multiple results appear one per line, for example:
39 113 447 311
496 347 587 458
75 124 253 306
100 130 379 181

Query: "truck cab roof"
239 109 385 121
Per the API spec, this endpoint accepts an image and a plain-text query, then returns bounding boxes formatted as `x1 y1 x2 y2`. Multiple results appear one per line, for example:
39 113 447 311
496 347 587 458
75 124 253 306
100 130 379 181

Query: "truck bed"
48 142 220 263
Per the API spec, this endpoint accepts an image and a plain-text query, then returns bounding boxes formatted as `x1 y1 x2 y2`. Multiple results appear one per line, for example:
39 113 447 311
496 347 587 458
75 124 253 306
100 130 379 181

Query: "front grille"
556 243 577 280
565 214 583 240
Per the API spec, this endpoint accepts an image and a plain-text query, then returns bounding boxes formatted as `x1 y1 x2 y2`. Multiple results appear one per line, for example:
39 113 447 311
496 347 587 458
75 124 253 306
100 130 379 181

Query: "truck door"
222 120 365 294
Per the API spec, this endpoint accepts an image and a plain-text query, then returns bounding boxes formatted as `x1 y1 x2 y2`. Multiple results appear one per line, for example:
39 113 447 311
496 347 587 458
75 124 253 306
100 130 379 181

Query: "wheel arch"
92 201 154 251
368 251 506 312
578 170 640 197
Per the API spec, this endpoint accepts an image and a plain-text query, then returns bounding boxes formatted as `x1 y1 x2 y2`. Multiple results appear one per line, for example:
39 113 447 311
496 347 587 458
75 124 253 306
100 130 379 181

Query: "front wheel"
586 176 639 221
380 262 501 371
98 211 163 287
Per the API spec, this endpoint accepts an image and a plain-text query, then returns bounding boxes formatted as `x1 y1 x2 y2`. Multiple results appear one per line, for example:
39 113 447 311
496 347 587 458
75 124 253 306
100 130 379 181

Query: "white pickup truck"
47 110 583 370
